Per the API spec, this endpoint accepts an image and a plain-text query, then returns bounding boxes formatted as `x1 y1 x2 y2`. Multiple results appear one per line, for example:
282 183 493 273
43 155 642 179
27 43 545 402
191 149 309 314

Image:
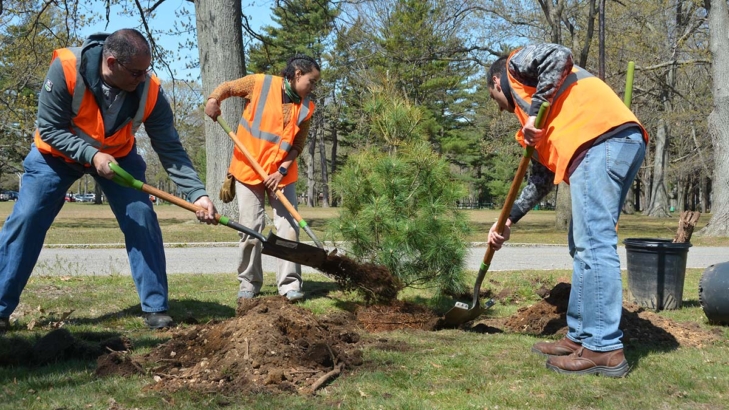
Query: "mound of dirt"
481 282 723 348
125 297 363 395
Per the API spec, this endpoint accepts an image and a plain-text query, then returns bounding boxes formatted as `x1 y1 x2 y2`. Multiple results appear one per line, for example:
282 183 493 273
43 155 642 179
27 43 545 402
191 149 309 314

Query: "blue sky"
81 1 274 81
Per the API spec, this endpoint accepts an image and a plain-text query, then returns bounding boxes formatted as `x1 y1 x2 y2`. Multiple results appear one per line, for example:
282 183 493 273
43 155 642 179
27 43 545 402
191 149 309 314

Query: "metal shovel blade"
443 265 494 326
261 232 327 268
443 298 495 326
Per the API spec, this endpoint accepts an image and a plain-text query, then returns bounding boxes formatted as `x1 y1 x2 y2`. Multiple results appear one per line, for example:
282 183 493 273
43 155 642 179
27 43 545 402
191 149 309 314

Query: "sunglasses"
116 58 152 78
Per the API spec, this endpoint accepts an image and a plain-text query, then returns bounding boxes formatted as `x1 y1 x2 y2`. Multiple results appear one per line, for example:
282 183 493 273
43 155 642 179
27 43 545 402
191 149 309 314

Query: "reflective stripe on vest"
236 76 311 154
34 47 157 163
506 51 648 184
229 74 315 186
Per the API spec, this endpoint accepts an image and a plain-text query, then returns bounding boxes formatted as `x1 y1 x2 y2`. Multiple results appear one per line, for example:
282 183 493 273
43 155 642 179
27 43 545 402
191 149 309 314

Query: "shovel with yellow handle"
443 102 550 326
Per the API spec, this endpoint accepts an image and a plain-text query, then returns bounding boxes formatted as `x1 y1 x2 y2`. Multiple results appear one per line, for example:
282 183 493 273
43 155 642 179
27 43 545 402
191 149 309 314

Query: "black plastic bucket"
699 261 729 325
624 238 691 310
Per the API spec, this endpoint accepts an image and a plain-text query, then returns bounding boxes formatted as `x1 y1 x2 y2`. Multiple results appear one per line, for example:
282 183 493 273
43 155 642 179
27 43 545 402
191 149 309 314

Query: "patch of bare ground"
356 300 442 332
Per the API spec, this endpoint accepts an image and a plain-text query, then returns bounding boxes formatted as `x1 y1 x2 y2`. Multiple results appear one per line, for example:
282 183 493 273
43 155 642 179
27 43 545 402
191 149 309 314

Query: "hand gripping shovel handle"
108 163 266 242
216 116 325 249
444 102 551 325
472 102 551 302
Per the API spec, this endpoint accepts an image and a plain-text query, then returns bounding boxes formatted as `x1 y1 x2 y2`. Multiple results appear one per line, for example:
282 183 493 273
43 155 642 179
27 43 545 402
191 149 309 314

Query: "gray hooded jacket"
35 33 208 202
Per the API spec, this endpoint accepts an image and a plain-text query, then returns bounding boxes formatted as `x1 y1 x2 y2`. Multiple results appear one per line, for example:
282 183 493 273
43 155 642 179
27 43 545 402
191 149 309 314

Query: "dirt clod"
318 254 403 303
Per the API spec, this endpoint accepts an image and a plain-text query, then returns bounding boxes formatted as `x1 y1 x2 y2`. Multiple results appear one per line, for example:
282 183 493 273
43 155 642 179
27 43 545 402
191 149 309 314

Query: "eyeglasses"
115 59 152 78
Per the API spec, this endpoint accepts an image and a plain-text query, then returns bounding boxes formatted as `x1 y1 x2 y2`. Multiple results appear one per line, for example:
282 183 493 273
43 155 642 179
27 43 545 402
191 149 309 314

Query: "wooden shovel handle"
483 102 550 265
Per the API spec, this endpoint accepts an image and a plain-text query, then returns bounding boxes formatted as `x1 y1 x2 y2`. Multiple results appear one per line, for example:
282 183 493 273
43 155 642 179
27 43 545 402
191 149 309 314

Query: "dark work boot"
531 337 581 356
546 347 630 377
143 311 174 329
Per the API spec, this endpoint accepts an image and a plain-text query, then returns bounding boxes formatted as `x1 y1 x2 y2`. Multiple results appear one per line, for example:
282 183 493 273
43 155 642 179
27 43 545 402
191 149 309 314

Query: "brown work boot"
531 337 581 356
546 347 630 377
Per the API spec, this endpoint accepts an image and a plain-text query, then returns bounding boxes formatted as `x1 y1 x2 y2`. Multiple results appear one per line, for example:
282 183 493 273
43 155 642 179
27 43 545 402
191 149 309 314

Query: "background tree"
193 0 245 217
701 0 729 236
0 3 79 188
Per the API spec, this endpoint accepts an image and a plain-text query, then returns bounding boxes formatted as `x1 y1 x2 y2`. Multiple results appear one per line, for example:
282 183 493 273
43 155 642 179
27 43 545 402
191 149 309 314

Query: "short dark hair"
102 29 151 64
280 54 321 81
487 55 509 88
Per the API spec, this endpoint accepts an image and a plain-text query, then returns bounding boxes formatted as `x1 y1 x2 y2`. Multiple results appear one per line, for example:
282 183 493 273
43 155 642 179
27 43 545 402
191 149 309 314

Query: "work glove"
219 174 236 203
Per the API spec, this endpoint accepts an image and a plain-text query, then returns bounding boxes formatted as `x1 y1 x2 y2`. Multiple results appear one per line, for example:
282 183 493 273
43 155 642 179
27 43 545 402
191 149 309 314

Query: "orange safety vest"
506 50 649 184
228 74 315 186
34 47 160 163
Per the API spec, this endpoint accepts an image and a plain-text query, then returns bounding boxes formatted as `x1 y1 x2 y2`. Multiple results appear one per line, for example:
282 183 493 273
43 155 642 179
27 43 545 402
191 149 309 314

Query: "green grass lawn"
1 201 727 246
1 268 727 410
0 201 727 409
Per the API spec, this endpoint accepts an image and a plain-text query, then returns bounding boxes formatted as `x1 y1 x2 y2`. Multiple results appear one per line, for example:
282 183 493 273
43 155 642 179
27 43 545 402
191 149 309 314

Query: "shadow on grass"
0 328 132 371
53 299 236 328
679 299 701 308
300 277 342 300
0 357 94 386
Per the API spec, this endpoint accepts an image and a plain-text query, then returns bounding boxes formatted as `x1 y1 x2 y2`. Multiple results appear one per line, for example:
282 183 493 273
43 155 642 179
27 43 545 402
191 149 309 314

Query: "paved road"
33 243 729 276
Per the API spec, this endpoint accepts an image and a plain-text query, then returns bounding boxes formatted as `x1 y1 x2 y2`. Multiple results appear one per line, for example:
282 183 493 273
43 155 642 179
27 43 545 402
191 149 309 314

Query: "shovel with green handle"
216 116 325 249
108 162 327 269
443 101 550 326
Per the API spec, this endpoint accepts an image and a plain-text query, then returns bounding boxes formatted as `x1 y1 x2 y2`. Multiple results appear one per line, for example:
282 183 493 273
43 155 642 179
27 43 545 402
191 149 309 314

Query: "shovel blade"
261 232 327 268
443 298 495 326
443 303 484 326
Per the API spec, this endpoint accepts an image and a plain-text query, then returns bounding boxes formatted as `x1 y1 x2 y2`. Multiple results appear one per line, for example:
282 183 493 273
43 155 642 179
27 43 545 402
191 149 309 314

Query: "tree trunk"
701 0 729 236
306 130 316 207
644 120 671 217
671 176 680 213
329 122 339 207
701 175 711 214
555 182 571 231
94 183 103 205
634 176 643 212
316 114 330 208
194 0 244 218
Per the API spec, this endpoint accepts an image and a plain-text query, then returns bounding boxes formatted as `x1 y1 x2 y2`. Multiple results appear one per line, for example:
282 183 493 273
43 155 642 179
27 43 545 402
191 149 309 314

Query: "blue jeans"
567 127 646 352
0 145 168 317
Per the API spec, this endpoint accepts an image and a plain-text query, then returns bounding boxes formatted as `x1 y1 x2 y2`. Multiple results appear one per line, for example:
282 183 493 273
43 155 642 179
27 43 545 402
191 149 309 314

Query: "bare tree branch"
636 59 711 72
147 0 167 13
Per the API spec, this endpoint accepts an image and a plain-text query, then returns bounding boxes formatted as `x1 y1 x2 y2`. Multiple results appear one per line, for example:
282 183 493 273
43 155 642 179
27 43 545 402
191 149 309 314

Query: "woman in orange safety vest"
205 55 320 303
